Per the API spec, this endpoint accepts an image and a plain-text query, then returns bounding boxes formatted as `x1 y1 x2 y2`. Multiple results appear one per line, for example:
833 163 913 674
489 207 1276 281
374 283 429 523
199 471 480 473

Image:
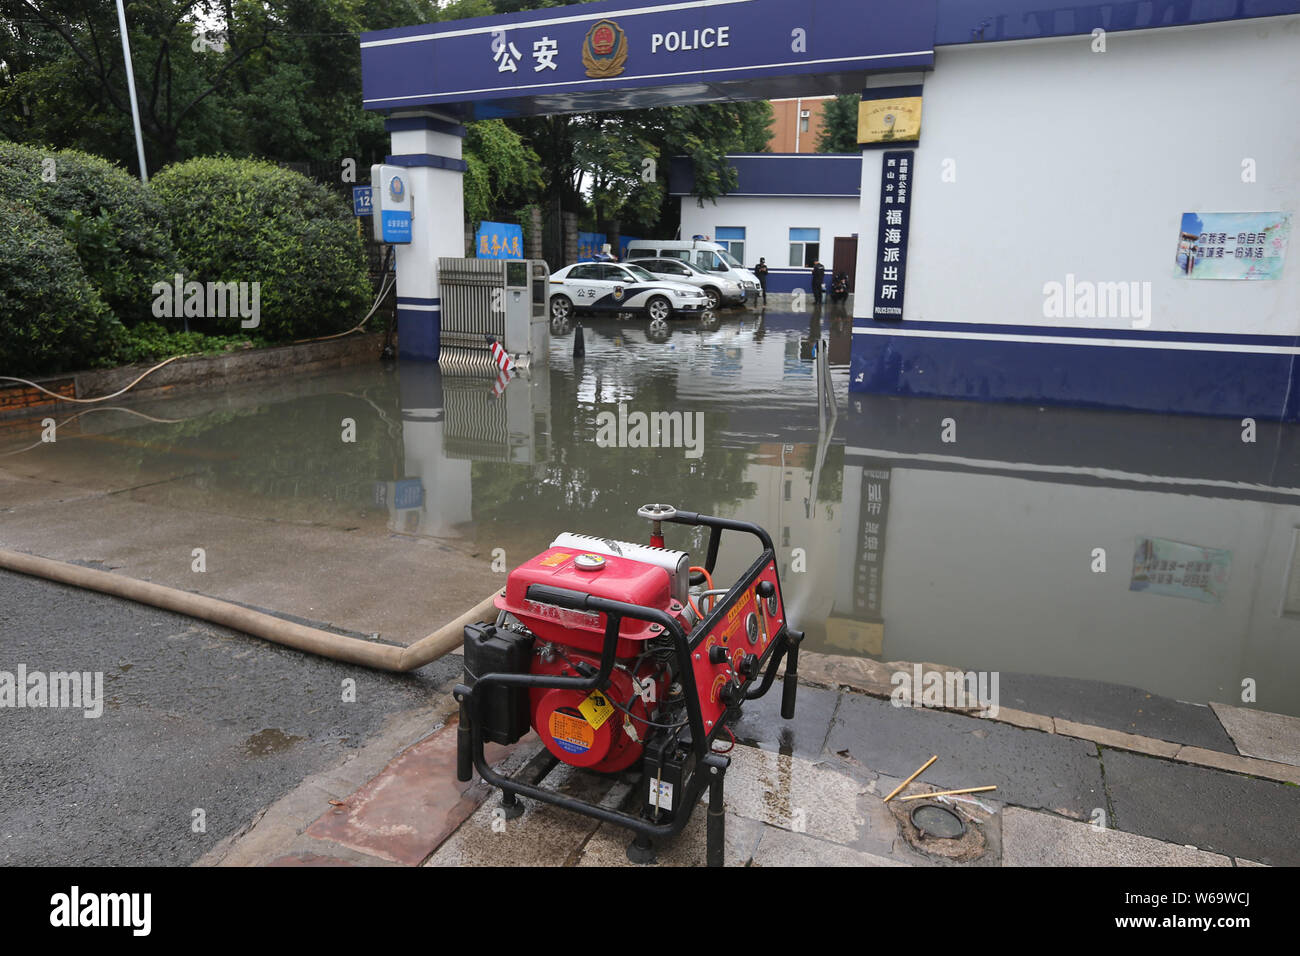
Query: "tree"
816 94 860 153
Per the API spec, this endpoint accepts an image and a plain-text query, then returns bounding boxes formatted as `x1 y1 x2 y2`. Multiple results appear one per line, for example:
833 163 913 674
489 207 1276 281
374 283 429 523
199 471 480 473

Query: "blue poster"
475 221 524 259
578 232 608 262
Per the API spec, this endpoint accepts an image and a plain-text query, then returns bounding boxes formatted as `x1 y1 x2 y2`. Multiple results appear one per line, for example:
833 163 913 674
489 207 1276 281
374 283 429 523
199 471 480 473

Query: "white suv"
625 257 746 309
549 262 708 321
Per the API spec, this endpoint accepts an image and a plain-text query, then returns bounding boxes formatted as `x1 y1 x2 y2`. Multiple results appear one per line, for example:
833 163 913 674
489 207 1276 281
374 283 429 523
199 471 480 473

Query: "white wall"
854 17 1300 335
679 194 860 270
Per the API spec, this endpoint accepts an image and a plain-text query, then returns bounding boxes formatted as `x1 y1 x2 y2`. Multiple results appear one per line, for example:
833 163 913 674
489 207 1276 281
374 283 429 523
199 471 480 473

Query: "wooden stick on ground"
898 785 998 801
882 754 938 803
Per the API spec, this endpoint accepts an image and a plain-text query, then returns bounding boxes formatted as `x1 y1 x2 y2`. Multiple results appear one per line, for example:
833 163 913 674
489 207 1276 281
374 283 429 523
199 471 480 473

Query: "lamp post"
114 0 149 183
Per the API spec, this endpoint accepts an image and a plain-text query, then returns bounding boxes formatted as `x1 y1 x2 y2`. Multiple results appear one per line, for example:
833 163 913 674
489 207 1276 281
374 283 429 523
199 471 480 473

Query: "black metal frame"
454 511 803 867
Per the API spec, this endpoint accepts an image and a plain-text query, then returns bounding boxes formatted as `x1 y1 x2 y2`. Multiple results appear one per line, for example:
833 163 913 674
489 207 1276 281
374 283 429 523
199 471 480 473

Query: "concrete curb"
1 332 386 420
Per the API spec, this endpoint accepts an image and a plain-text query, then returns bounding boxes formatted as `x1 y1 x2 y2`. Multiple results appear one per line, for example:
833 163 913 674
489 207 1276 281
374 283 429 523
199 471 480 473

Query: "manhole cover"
910 803 965 839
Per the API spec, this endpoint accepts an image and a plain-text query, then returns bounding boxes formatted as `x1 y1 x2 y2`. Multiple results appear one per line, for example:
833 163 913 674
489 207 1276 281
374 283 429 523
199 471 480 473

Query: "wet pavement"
3 301 1300 865
0 570 458 865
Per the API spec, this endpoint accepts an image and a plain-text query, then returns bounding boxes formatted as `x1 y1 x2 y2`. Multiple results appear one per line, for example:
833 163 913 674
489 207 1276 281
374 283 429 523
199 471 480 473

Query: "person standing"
754 257 769 302
811 259 826 304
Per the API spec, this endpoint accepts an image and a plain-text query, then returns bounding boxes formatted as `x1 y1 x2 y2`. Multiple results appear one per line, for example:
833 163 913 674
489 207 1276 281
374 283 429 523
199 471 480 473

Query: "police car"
549 262 708 321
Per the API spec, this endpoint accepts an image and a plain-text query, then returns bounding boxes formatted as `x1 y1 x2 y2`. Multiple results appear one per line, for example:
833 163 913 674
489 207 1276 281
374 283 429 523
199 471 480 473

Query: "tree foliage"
816 94 860 153
1 0 777 240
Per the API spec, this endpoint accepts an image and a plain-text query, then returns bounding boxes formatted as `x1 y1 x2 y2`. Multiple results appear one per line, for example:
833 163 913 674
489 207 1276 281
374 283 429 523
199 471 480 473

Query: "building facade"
765 96 834 153
671 154 861 294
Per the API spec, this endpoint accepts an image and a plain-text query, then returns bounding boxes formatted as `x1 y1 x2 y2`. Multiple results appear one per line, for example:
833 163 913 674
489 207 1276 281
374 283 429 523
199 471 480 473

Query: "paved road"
0 569 458 865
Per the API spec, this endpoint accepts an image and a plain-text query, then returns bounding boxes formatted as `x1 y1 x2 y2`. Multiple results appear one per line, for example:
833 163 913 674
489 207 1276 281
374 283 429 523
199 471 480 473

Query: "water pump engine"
455 505 803 866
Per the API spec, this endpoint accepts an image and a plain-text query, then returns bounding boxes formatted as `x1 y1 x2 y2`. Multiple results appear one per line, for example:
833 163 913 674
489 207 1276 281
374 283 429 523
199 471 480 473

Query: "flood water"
5 302 1300 716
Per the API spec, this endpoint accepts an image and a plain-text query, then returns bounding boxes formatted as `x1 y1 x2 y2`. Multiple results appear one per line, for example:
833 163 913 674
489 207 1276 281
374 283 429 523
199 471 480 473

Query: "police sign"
361 0 936 117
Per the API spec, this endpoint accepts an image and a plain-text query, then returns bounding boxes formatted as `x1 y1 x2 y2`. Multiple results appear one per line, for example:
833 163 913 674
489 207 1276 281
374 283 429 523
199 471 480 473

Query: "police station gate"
360 0 1300 420
360 0 933 356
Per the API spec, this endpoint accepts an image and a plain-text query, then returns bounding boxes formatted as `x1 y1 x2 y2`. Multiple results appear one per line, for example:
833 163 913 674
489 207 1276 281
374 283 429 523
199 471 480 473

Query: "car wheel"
647 296 671 322
702 287 721 310
551 295 573 320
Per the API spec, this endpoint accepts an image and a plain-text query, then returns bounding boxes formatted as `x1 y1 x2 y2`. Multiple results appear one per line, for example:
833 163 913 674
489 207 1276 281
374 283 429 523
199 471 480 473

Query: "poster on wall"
1130 536 1231 604
872 150 913 320
1173 212 1290 279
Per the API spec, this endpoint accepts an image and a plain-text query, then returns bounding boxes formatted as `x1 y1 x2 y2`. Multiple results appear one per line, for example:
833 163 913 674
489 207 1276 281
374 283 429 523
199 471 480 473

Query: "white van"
623 239 761 297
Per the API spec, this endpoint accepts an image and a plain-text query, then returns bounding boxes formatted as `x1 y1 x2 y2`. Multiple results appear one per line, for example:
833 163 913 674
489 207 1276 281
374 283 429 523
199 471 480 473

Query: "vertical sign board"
370 164 412 244
872 150 913 321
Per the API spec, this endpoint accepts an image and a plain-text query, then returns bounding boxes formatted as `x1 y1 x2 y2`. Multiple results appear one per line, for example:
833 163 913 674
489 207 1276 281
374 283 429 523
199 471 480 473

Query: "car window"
662 250 690 261
601 264 633 282
569 264 598 280
624 264 656 282
666 261 692 276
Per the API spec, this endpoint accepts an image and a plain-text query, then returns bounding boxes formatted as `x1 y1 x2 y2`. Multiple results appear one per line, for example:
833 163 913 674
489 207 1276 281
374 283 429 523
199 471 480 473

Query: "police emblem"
613 285 625 300
583 19 628 79
388 175 405 203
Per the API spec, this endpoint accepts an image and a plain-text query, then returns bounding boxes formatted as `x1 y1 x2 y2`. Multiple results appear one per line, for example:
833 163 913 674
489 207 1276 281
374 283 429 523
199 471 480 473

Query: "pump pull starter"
454 505 803 866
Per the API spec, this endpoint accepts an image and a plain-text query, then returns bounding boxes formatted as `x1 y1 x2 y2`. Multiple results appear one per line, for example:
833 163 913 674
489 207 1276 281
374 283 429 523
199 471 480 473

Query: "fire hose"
0 547 496 671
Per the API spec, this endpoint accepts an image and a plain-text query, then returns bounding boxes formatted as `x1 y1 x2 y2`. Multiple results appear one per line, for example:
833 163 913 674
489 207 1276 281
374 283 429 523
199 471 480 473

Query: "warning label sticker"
578 690 615 730
648 778 674 812
549 710 593 755
539 551 572 567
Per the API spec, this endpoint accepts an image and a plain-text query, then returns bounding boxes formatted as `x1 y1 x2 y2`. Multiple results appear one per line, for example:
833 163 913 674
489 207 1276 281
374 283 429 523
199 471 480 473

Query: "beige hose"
0 548 499 671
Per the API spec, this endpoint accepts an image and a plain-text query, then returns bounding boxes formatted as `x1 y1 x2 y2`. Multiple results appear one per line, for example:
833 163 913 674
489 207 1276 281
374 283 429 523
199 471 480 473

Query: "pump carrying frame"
454 510 803 867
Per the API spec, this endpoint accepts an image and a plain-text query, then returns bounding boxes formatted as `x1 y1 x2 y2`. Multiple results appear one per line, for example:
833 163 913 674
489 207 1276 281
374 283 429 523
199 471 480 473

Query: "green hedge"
0 200 122 375
149 157 370 340
0 142 177 327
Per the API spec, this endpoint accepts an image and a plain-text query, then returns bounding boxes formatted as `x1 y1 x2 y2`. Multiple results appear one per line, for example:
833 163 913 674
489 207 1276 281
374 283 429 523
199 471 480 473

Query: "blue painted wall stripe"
849 331 1300 421
384 153 470 172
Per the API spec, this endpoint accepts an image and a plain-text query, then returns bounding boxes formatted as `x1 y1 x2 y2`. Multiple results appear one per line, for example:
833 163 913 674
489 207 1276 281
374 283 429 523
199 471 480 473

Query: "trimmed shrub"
0 142 177 326
149 157 370 340
0 200 122 375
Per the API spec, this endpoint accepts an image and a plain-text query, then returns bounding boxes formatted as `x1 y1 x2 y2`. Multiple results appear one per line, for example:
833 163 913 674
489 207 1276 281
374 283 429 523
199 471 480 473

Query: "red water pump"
455 505 802 866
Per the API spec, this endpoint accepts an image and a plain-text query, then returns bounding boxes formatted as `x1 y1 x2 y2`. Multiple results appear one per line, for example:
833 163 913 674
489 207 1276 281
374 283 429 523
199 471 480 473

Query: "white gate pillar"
385 110 467 360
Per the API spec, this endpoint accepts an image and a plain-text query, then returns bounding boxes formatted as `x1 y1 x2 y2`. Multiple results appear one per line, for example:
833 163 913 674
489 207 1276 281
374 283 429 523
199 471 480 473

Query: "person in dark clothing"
753 257 768 302
810 260 826 304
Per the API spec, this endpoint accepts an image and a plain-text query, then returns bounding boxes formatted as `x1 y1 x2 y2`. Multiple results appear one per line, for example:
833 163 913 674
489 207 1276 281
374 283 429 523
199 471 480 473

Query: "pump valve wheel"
637 503 677 521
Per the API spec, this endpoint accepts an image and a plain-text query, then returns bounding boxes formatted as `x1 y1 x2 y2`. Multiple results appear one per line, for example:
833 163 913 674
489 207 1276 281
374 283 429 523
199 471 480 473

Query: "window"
789 228 820 268
799 109 810 133
695 250 726 273
569 264 600 279
601 264 634 281
660 249 691 261
658 260 692 277
715 227 746 266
